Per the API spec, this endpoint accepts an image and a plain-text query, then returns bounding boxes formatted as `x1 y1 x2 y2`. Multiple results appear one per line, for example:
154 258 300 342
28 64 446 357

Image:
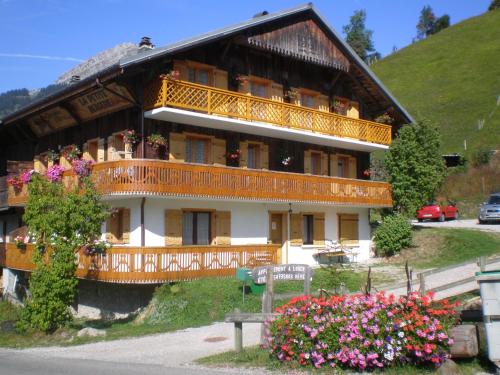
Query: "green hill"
372 9 500 156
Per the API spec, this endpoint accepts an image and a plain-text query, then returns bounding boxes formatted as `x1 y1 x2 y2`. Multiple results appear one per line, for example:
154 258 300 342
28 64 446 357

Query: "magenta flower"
45 164 65 182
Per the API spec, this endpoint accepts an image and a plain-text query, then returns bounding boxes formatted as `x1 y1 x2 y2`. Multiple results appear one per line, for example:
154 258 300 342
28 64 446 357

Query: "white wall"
104 197 372 265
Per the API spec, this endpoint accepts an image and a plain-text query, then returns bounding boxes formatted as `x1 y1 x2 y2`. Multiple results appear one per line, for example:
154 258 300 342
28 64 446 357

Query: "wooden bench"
225 312 281 352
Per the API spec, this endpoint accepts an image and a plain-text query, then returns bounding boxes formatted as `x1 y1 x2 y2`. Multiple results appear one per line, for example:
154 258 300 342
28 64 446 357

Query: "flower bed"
266 292 458 371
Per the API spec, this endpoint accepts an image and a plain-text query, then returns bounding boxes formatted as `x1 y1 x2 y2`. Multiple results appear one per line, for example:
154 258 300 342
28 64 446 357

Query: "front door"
270 214 283 244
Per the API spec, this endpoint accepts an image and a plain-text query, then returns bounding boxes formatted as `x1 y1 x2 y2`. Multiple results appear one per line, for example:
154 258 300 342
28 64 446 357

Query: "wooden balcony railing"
0 243 279 284
144 79 392 146
7 159 392 207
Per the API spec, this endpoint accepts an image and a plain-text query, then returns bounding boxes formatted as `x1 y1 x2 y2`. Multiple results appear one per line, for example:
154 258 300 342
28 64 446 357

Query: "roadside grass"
0 268 367 348
382 227 500 270
197 345 494 374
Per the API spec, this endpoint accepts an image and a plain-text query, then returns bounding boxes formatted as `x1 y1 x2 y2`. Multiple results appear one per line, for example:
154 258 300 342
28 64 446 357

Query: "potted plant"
225 149 241 162
7 175 23 191
21 169 35 184
62 145 81 162
146 133 168 150
121 129 140 145
83 239 112 256
14 235 26 250
333 99 348 116
285 89 299 101
160 69 180 81
235 74 248 86
374 112 394 125
72 158 94 177
47 149 59 164
281 156 294 167
45 164 65 183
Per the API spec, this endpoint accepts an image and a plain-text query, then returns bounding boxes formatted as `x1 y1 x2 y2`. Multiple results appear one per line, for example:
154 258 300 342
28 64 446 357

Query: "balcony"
8 159 392 207
0 243 279 284
0 176 7 210
144 79 392 151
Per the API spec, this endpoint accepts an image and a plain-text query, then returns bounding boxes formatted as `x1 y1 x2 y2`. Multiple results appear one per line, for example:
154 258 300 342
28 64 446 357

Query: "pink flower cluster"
45 164 65 183
72 159 93 177
266 292 458 371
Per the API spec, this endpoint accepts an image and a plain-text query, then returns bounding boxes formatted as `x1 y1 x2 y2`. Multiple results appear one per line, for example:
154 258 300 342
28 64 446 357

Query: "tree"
343 10 377 62
385 120 446 216
417 6 450 39
19 175 109 332
489 0 500 11
417 6 436 39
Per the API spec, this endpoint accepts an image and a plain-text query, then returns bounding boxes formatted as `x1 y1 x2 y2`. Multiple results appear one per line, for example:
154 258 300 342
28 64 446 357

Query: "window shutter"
271 83 283 102
348 101 360 119
313 213 325 246
261 144 269 169
213 69 228 90
121 208 131 244
107 135 117 161
318 94 329 112
339 214 359 245
321 152 329 176
212 138 226 166
98 138 106 162
349 157 357 179
215 211 231 245
173 60 189 81
165 210 183 246
330 154 339 177
239 141 248 167
290 213 302 246
105 217 116 243
169 133 186 162
304 150 311 174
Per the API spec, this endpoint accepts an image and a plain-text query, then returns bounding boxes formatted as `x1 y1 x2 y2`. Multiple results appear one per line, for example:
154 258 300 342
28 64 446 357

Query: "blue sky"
0 0 491 93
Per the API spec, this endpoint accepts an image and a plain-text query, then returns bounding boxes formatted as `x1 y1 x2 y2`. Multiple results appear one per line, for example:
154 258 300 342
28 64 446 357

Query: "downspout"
141 197 146 247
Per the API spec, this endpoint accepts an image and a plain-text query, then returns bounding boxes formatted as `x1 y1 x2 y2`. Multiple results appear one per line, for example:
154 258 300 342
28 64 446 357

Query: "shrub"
471 148 492 167
374 214 412 256
266 292 458 371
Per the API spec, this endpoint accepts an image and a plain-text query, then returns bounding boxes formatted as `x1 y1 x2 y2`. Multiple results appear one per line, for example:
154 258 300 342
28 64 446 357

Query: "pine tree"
343 10 377 62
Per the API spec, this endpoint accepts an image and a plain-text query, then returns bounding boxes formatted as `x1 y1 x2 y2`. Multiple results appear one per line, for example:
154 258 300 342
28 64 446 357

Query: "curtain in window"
197 212 210 245
182 212 193 245
194 140 205 163
247 145 255 169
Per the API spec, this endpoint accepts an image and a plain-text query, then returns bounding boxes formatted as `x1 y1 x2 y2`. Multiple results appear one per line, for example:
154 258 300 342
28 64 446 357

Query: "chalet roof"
0 3 414 126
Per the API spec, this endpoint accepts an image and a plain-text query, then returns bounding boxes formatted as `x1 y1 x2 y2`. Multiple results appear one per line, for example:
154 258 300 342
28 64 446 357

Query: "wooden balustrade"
144 78 392 145
6 159 392 207
0 243 279 284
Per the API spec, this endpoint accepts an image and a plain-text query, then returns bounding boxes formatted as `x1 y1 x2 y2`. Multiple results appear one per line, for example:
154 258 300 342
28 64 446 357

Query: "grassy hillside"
372 10 500 155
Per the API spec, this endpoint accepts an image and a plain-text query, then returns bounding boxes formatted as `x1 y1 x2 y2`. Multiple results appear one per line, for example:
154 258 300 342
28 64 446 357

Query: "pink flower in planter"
46 164 65 182
72 159 93 177
21 169 35 184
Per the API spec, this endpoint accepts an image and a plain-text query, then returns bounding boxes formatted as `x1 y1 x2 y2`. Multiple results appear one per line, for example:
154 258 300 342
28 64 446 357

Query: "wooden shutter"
349 157 357 179
348 101 360 119
33 155 45 173
339 214 359 245
318 94 330 112
169 133 186 162
173 60 189 81
165 210 183 246
271 83 283 102
82 142 91 161
107 135 116 161
215 211 231 245
98 138 106 162
239 141 248 167
213 69 228 90
212 138 226 166
304 150 311 174
121 208 131 244
313 213 325 246
321 152 329 176
290 214 302 246
330 154 339 177
261 144 269 169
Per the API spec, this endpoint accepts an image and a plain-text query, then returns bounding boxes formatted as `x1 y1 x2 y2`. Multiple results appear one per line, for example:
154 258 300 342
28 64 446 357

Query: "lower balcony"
7 159 392 207
0 243 279 284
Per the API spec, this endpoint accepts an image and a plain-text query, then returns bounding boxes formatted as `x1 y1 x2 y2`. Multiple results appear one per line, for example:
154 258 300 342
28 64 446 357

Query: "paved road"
0 351 248 375
0 322 263 374
412 219 500 233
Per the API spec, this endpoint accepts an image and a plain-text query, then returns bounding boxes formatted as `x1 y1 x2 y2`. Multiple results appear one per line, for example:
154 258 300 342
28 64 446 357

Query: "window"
310 152 322 175
250 82 267 98
302 215 314 245
182 211 211 245
339 214 359 245
185 137 209 164
247 143 261 169
301 94 315 108
188 67 210 85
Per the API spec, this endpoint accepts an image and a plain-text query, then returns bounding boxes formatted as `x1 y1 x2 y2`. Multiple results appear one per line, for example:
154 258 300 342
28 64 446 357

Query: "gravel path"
0 322 263 373
412 219 500 233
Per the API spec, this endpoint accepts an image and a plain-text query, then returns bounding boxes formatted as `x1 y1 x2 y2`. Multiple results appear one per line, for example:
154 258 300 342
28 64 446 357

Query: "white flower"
398 331 405 338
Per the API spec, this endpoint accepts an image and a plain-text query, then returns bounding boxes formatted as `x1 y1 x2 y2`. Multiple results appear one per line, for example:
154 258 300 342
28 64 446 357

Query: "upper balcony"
7 159 392 208
144 78 392 152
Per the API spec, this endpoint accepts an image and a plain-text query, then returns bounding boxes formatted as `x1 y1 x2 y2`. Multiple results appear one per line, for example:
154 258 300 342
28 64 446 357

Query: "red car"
417 201 459 222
